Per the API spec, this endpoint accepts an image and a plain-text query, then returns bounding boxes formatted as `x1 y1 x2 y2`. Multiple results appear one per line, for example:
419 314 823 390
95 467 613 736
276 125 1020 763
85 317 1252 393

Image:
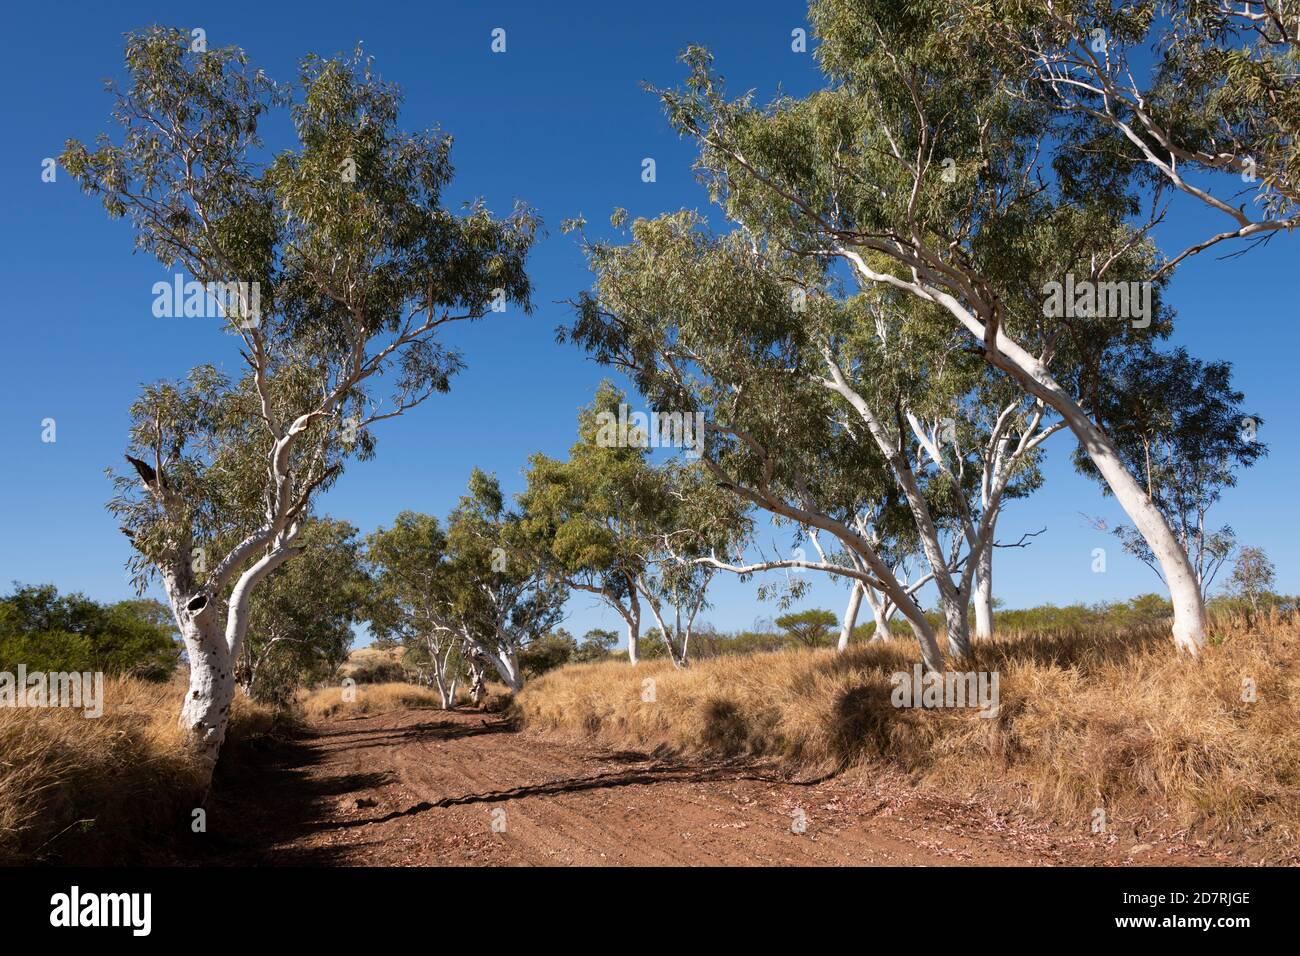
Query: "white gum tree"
444 471 569 693
565 215 944 668
645 461 750 668
805 519 919 649
568 212 1058 663
63 30 535 780
811 292 1061 653
521 383 749 669
520 383 675 667
238 517 368 704
366 512 466 709
656 2 1208 652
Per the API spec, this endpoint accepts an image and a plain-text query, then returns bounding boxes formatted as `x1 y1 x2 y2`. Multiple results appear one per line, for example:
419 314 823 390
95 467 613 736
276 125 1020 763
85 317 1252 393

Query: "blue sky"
1 0 1295 646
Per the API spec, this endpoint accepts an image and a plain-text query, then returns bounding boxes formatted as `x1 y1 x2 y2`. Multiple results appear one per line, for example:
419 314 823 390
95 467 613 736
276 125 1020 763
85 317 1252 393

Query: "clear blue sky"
1 0 1295 645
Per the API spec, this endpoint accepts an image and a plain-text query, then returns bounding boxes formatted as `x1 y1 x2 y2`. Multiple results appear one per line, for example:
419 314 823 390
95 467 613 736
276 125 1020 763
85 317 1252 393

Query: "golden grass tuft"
516 612 1300 853
0 673 281 865
300 680 514 719
301 680 443 719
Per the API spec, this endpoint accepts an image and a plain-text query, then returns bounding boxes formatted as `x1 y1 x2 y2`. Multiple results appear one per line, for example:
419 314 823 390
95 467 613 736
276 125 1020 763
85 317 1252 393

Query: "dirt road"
199 708 1231 866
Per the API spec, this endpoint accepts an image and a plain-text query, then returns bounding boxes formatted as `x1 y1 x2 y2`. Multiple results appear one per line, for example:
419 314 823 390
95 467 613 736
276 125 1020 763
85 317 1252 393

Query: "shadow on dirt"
330 758 839 832
177 710 838 865
312 717 513 755
176 713 509 865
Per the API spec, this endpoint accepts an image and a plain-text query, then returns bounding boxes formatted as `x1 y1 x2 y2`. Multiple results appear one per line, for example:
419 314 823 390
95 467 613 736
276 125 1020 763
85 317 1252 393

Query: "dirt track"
199 707 1234 866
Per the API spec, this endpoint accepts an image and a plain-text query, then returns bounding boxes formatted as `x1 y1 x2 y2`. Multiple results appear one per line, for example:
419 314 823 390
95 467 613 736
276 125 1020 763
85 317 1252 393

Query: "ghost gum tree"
62 29 535 779
933 365 1061 640
783 289 1060 654
1076 347 1266 599
444 471 569 692
366 482 569 701
819 289 1063 649
826 497 921 649
520 382 749 667
568 211 1060 665
569 214 946 668
655 0 1215 652
519 383 676 666
971 0 1292 599
366 512 467 708
642 458 752 667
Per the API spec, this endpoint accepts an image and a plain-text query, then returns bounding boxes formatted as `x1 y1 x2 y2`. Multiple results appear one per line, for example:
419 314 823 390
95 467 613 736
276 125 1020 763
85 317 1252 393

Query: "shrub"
0 585 179 679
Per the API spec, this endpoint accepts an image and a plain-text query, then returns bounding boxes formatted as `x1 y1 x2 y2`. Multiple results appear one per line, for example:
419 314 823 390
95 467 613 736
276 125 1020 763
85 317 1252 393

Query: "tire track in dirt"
205 707 1236 867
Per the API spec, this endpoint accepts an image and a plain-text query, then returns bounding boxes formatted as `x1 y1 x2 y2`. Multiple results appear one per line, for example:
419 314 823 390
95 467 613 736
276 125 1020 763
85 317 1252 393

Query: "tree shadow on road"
311 716 513 755
329 757 839 832
179 711 835 864
181 732 396 865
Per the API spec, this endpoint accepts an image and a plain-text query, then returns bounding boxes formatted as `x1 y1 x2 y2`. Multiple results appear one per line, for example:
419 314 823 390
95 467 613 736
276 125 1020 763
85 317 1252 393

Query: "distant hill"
339 644 407 683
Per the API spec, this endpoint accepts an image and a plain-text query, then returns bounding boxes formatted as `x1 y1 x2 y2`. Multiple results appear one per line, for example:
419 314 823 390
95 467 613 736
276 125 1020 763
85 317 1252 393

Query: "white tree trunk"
490 646 523 693
431 668 451 709
957 312 1208 652
935 581 972 659
901 613 945 672
844 550 942 668
177 608 237 787
838 583 864 652
429 638 460 709
175 540 298 786
641 595 690 669
819 357 966 667
973 543 994 641
993 344 1206 652
468 658 486 705
867 590 893 641
838 249 1208 653
461 630 523 693
626 616 640 666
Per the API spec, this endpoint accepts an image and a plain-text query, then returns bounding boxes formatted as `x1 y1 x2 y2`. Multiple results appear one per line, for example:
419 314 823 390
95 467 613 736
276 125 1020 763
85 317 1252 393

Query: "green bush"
348 658 409 685
520 630 578 678
0 585 178 679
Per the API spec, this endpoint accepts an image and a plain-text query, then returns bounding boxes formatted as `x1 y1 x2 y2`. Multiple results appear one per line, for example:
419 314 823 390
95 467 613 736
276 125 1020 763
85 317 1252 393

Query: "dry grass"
300 679 512 719
0 673 281 865
516 612 1300 854
338 644 407 682
301 681 443 719
341 644 405 668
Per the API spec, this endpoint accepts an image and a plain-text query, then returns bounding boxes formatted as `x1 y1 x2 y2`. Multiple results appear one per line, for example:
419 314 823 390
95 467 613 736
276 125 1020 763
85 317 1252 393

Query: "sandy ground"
196 707 1240 866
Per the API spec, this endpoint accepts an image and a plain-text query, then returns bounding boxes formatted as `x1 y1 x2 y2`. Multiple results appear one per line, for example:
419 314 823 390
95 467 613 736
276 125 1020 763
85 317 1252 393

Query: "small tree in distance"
444 471 569 692
1229 547 1276 615
573 628 619 663
366 512 465 709
775 609 838 649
